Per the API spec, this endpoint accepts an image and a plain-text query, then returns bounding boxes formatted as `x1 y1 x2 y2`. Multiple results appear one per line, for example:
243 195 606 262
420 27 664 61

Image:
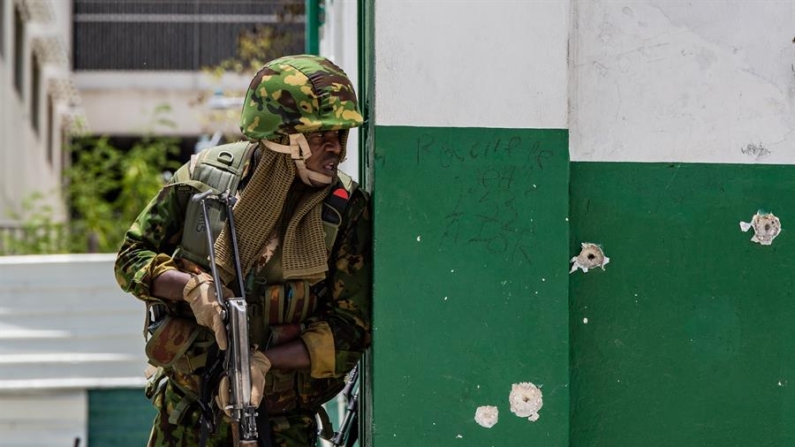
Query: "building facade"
0 0 83 224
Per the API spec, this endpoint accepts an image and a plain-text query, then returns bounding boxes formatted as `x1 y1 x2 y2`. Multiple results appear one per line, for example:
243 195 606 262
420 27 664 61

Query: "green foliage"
65 136 126 253
117 135 180 228
65 134 180 253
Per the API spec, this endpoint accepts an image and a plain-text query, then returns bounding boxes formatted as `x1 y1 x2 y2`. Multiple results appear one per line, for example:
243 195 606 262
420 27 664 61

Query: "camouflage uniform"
114 55 370 447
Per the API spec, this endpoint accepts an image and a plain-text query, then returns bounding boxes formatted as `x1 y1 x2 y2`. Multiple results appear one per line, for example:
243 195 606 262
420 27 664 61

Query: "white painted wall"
374 1 570 130
320 0 361 181
570 1 795 164
372 1 795 165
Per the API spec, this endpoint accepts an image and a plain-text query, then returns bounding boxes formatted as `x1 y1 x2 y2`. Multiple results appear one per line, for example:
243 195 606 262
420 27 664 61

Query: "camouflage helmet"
239 54 363 141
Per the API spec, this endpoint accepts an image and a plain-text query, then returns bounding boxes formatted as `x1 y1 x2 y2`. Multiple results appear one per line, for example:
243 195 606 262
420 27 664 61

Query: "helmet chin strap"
261 134 333 186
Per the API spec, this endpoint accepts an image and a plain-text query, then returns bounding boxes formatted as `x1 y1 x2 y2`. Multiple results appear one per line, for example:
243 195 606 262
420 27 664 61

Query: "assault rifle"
193 189 270 447
331 363 360 447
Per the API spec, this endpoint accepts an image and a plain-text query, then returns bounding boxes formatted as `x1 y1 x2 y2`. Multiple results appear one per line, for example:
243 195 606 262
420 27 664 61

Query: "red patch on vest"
333 188 349 200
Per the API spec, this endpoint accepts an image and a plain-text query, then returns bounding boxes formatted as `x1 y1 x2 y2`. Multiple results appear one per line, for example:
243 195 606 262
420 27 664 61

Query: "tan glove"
182 272 232 350
215 350 271 416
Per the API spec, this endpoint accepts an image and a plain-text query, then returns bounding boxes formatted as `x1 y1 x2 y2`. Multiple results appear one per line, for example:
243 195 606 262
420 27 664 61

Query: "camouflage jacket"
114 148 371 415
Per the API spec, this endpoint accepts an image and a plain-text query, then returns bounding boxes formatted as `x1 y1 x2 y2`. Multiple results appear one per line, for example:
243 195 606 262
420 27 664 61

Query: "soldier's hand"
215 350 272 416
182 271 232 350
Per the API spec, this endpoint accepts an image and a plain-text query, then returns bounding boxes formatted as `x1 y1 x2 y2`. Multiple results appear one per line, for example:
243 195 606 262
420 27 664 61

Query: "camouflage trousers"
147 381 319 447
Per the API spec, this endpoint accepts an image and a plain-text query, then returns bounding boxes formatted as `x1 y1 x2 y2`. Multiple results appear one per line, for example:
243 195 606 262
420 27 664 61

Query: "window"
13 4 23 97
61 126 68 180
47 95 54 166
0 0 6 60
72 0 304 71
31 53 40 134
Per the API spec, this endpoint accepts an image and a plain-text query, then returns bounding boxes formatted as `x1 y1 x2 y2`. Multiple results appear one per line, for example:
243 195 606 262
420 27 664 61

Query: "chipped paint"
474 405 499 428
739 211 781 245
570 242 610 273
509 382 544 422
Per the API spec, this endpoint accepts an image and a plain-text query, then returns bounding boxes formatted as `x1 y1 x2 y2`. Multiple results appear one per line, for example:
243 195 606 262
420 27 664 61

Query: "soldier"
114 54 371 447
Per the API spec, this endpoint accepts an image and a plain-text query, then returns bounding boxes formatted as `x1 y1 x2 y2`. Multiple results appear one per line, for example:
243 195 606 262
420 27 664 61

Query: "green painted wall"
371 126 569 446
570 162 795 447
88 388 154 447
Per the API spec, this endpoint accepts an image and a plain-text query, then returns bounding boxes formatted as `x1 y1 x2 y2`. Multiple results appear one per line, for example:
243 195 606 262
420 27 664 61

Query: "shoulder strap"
192 141 254 193
174 141 257 267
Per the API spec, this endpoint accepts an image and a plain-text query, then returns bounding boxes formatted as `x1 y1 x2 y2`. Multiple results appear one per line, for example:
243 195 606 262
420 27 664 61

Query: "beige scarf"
213 147 330 285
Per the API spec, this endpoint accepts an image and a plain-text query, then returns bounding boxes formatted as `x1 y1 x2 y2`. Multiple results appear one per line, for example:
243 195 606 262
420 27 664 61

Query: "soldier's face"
304 130 342 186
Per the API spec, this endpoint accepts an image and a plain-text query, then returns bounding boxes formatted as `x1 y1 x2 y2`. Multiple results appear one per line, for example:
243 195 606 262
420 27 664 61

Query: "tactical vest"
171 140 356 274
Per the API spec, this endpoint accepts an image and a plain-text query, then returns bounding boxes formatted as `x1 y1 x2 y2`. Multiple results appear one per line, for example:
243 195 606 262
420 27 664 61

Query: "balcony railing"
0 220 69 255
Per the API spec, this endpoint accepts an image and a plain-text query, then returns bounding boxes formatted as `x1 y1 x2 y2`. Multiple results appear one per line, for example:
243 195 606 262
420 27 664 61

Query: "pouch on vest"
145 315 202 369
321 201 343 253
161 379 203 426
